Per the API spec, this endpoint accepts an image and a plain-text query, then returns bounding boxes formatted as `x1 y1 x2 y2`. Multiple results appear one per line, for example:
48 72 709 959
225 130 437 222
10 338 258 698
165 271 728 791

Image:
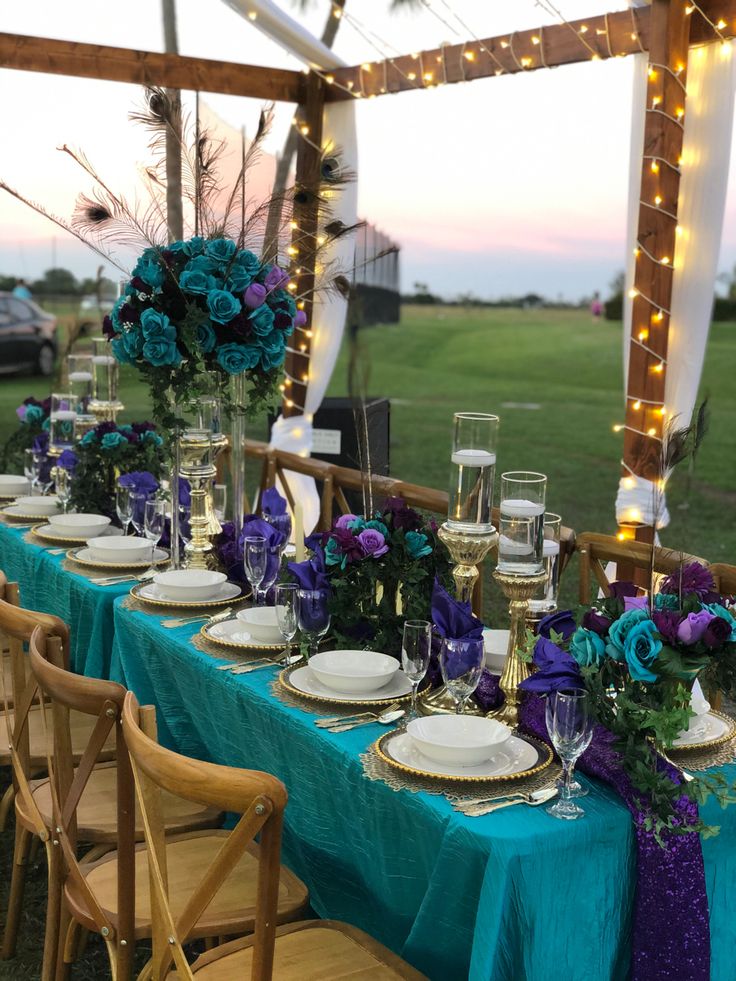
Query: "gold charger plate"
129 581 244 610
278 662 412 709
200 621 282 652
1 508 51 523
373 729 554 786
668 710 736 754
67 546 170 570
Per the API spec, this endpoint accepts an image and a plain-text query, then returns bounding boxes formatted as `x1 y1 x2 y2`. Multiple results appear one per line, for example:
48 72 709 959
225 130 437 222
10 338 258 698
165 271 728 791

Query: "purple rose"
676 610 715 645
294 309 307 328
538 609 576 641
624 595 649 612
653 610 683 645
330 527 364 564
582 610 612 636
357 528 388 559
264 265 289 291
703 614 732 649
660 562 719 602
102 314 115 339
243 283 267 309
382 496 423 532
335 513 358 531
15 405 26 421
609 581 639 600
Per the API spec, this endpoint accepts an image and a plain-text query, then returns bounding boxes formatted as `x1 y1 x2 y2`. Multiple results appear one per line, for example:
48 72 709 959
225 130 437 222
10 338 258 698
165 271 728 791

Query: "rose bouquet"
289 498 452 658
0 397 51 473
67 421 165 518
521 563 736 835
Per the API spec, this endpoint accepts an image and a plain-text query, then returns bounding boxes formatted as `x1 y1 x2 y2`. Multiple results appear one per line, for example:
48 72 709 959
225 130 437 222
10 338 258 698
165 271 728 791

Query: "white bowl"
483 628 510 673
49 513 111 539
153 570 227 601
308 650 399 694
235 607 282 644
87 536 152 563
407 715 512 767
14 495 61 516
0 475 30 496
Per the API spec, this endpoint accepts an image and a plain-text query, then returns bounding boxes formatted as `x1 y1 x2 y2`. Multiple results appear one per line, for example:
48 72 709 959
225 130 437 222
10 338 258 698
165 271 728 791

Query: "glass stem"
308 638 317 662
561 759 574 801
410 683 418 718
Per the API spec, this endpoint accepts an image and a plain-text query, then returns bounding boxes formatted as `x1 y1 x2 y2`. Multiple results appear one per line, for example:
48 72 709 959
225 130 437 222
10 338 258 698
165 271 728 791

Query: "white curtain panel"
618 39 736 529
221 0 359 532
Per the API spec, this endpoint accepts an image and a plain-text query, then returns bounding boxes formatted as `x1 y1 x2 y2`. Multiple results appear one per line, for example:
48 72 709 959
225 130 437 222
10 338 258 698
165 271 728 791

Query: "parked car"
0 293 58 376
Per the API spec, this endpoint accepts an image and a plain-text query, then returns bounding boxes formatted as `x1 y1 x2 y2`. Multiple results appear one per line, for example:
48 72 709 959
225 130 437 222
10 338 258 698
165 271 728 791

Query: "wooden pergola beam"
325 1 736 100
0 32 304 102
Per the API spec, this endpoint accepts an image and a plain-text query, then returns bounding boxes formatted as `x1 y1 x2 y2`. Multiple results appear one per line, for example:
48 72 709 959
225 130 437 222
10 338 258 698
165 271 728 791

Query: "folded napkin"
431 578 484 640
241 517 286 591
287 542 330 593
261 486 287 516
518 636 583 694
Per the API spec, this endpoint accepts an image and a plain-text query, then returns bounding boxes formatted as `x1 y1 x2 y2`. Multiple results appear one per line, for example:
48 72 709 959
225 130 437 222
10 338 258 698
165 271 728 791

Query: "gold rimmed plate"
130 580 244 609
374 729 553 785
278 662 412 708
1 506 54 523
670 710 736 754
201 618 283 652
31 525 124 546
68 546 170 570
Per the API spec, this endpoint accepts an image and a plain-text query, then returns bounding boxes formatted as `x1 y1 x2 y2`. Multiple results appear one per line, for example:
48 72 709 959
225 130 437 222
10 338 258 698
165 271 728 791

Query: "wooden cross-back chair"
576 533 709 605
28 628 308 981
709 564 736 598
121 690 425 981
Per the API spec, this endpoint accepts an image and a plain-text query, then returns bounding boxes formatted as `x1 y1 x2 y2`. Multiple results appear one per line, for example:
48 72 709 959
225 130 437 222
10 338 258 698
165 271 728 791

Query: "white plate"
33 524 124 543
137 581 242 605
381 730 541 780
70 546 169 569
204 618 283 650
2 504 54 520
287 664 412 703
673 711 733 748
0 476 30 496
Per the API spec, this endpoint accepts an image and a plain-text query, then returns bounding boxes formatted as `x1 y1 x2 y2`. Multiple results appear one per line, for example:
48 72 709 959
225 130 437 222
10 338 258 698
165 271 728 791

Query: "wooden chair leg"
1 822 33 959
0 783 15 832
41 841 62 981
55 909 74 981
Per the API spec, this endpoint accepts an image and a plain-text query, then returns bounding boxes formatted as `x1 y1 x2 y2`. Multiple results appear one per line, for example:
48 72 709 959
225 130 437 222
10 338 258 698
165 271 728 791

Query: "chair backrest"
576 532 709 604
28 626 134 966
121 690 288 981
709 564 736 598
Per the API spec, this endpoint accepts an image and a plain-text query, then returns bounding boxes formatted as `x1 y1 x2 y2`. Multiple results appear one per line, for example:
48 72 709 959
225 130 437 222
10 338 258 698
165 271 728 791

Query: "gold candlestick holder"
88 399 124 423
489 569 547 727
420 521 497 717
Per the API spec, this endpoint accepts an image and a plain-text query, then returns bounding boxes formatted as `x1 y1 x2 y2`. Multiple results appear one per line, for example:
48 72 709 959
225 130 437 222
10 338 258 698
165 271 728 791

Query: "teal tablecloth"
3 519 736 980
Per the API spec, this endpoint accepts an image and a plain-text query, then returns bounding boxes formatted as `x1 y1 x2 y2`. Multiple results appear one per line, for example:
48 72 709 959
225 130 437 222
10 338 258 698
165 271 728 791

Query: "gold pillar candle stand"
419 521 497 717
179 430 217 570
489 569 547 727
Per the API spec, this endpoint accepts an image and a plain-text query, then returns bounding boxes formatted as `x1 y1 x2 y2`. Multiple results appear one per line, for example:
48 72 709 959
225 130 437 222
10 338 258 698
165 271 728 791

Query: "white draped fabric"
221 0 359 532
618 40 736 529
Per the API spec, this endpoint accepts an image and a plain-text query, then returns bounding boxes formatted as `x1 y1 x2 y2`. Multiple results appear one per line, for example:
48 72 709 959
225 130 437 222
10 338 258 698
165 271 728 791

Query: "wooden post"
621 0 691 546
282 72 325 419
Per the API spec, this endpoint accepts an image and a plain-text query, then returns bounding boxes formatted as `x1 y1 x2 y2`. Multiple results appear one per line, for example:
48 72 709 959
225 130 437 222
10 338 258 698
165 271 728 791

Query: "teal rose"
623 618 662 682
140 308 175 340
702 603 736 642
216 342 260 374
605 608 649 661
180 268 216 294
169 236 205 256
196 322 217 354
225 264 255 293
80 430 97 446
569 626 606 668
654 593 679 611
24 405 44 425
271 290 297 318
365 519 389 536
101 432 127 450
207 289 242 324
205 238 236 263
142 336 181 367
234 249 261 279
405 530 432 559
133 255 165 289
122 328 144 359
111 337 134 365
142 431 163 447
325 537 347 569
249 304 275 336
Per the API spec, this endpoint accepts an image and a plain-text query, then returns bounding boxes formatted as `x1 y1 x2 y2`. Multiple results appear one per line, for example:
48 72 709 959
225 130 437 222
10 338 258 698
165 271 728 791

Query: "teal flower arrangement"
0 397 51 474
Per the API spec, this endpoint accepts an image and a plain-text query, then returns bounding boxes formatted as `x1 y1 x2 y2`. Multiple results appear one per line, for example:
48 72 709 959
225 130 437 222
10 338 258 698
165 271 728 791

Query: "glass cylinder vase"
231 373 247 538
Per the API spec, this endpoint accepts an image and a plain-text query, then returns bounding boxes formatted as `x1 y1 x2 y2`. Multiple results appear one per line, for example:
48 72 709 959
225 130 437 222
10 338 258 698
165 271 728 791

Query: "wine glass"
23 449 36 493
401 620 432 720
54 467 71 513
274 583 298 660
264 509 292 548
243 536 267 605
130 492 148 537
116 484 133 536
296 588 331 662
144 499 166 574
545 689 593 821
439 637 484 714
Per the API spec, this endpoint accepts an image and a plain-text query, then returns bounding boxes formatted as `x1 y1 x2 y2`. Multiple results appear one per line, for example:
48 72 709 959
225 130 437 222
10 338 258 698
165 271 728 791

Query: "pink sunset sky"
1 0 735 300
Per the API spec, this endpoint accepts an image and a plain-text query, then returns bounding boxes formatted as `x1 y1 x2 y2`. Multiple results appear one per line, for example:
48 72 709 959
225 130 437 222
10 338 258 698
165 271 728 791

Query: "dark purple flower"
538 609 576 641
660 562 720 603
519 636 583 694
677 610 715 645
652 610 683 645
357 528 389 559
95 420 118 437
582 610 612 636
703 614 731 649
609 581 639 600
329 526 364 564
40 397 51 415
131 421 157 434
130 275 150 293
102 315 115 339
382 496 422 532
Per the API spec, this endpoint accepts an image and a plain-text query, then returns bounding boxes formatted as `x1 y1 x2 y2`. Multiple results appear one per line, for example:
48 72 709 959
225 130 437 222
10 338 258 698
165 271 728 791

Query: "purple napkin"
430 579 484 640
518 636 583 694
288 543 330 593
261 486 287 516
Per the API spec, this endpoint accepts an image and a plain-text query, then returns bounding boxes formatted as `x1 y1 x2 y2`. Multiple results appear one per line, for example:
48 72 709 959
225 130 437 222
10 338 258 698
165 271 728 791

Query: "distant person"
590 291 603 322
12 278 32 300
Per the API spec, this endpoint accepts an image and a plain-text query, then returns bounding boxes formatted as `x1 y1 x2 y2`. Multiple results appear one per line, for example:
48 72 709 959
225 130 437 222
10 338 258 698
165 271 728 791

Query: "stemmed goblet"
23 449 36 494
545 689 593 820
54 467 71 513
144 499 166 575
130 492 148 537
401 619 432 720
243 536 267 605
116 484 133 537
439 637 484 714
296 588 331 662
274 583 298 661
